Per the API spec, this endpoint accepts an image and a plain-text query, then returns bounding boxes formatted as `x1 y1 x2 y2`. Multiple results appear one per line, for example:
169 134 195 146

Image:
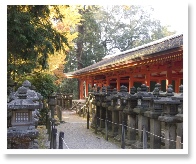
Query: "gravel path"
56 110 120 149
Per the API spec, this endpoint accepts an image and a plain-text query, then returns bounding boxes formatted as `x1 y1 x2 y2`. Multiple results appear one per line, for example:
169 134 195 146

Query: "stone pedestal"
137 114 148 142
99 106 105 129
111 109 119 137
123 86 138 145
150 119 161 148
96 104 101 131
164 122 176 149
144 96 163 148
114 110 123 141
126 114 136 145
107 109 113 136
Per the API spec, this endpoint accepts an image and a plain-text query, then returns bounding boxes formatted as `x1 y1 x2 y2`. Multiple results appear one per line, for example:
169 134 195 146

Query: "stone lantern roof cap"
112 85 129 100
10 80 43 102
136 84 153 99
22 80 31 88
7 86 41 110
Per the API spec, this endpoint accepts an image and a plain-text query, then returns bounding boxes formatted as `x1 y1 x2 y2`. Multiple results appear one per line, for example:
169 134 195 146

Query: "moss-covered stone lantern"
7 86 41 149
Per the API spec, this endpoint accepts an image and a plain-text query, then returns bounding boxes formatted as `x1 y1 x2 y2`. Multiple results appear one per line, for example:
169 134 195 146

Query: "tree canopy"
7 5 70 79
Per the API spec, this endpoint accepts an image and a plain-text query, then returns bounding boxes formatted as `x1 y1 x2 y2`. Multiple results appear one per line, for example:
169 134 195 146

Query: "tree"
95 5 175 54
7 5 69 80
47 5 82 72
63 5 103 98
16 72 57 99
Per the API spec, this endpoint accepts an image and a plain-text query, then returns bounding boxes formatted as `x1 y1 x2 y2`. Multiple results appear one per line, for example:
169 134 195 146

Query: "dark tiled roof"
65 33 183 77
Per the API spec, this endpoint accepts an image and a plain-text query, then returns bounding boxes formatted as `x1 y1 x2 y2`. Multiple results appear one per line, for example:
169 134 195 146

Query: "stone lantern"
7 86 41 149
112 85 129 142
91 86 101 132
172 84 183 122
64 94 69 109
132 84 153 148
172 84 183 149
156 86 181 149
144 85 163 149
48 92 57 119
101 86 113 138
123 86 138 146
56 93 61 107
106 88 118 137
68 93 73 109
97 86 107 131
8 80 43 128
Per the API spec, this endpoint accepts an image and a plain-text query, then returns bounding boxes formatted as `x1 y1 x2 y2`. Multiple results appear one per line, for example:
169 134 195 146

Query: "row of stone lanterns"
56 93 73 109
91 83 183 149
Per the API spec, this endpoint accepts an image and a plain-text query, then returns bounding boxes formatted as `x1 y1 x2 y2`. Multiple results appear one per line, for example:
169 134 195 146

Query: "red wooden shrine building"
65 33 183 99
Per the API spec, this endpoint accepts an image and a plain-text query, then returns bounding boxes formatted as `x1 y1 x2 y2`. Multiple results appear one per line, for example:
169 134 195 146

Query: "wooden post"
46 112 48 129
48 119 51 140
53 128 57 149
87 106 90 129
50 121 53 149
79 105 81 117
95 110 97 134
59 107 62 122
59 132 64 149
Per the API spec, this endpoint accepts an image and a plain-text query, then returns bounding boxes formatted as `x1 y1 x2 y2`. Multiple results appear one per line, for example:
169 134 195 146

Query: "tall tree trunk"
76 9 84 99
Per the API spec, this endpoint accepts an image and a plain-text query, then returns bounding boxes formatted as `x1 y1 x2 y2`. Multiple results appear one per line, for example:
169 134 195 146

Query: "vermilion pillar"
145 72 150 88
85 78 89 97
90 77 94 91
79 79 84 99
175 78 181 93
166 67 172 89
106 77 110 86
117 76 120 91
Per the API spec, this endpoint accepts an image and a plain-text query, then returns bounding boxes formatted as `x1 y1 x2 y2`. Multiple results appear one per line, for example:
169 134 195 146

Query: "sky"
149 3 186 34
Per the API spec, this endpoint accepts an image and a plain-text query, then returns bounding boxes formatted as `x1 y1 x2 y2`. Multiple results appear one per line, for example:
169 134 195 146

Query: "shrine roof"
65 33 183 78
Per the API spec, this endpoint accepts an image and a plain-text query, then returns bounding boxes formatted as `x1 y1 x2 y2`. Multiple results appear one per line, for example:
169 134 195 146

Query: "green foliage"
31 73 57 99
7 5 69 79
38 100 49 125
16 72 57 99
57 78 79 99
